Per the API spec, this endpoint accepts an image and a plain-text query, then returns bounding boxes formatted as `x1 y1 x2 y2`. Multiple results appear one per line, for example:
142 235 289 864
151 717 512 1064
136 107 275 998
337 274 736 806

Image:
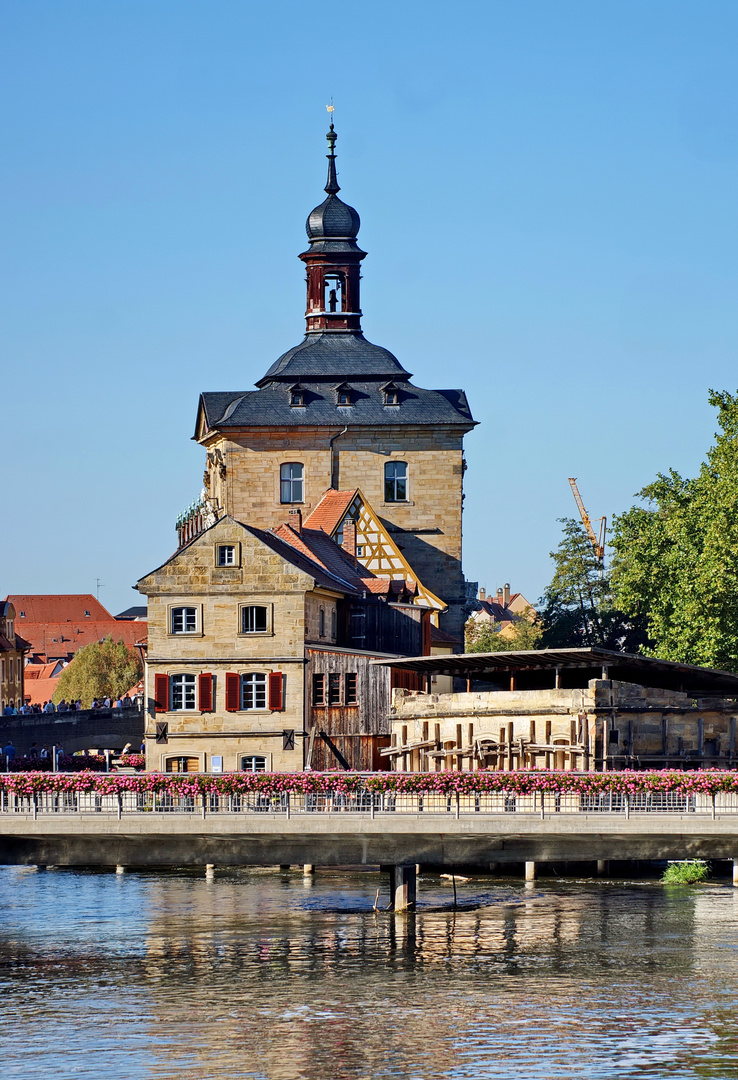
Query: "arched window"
241 673 267 710
170 674 196 711
241 606 268 634
324 274 343 312
384 461 408 502
280 462 303 503
171 606 198 634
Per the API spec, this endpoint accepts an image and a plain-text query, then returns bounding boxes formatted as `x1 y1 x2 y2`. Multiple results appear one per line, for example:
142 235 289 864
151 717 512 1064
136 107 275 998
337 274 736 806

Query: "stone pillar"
205 864 215 879
391 865 417 911
303 864 314 875
525 861 536 882
115 865 126 875
733 859 738 887
597 860 609 877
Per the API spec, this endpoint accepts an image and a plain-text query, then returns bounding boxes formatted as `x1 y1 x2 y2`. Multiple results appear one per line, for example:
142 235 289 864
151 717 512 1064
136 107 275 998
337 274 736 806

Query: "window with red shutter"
154 674 169 713
198 673 213 712
225 673 239 712
269 672 284 711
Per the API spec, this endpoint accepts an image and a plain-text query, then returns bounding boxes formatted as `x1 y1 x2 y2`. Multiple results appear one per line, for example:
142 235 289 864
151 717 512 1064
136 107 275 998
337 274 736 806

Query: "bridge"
2 788 738 908
0 706 144 755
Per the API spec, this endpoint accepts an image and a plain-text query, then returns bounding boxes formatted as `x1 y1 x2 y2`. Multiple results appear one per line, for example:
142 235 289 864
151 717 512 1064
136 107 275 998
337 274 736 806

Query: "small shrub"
662 859 710 885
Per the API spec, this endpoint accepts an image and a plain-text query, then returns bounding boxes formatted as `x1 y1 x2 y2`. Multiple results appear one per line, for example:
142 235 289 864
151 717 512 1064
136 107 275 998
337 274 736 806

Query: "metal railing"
1 789 737 819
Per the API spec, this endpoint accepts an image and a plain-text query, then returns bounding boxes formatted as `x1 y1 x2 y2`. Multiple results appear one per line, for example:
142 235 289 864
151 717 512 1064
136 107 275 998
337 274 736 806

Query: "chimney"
497 587 504 604
479 587 486 601
503 582 511 606
342 519 357 562
289 508 302 534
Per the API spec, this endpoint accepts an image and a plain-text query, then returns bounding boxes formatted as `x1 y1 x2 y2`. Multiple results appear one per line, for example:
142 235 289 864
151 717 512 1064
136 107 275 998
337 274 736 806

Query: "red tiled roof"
273 524 419 603
24 661 63 681
6 616 147 664
303 489 358 534
23 676 61 706
5 595 114 623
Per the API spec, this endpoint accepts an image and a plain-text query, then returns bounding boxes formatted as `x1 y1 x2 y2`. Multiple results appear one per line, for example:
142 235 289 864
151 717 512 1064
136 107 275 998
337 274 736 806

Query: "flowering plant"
0 769 736 799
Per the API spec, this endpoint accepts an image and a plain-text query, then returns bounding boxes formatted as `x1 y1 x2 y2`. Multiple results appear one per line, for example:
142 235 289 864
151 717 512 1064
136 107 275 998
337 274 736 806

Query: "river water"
1 865 738 1079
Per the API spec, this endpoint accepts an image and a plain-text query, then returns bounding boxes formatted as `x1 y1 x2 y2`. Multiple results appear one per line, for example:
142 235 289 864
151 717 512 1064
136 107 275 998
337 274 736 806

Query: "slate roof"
257 332 411 384
199 378 475 432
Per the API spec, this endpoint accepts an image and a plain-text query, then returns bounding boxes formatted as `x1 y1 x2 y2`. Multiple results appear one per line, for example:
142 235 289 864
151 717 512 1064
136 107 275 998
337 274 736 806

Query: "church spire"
325 123 340 195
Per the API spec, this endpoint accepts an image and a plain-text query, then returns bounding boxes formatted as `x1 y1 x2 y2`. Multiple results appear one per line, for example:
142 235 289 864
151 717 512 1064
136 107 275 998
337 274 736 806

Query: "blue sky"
2 0 737 615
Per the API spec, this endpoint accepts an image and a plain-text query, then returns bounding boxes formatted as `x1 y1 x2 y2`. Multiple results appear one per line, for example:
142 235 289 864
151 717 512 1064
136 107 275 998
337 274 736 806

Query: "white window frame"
384 460 408 502
280 462 304 504
169 605 201 636
241 754 269 773
238 603 272 637
170 673 197 711
241 673 267 711
216 544 237 567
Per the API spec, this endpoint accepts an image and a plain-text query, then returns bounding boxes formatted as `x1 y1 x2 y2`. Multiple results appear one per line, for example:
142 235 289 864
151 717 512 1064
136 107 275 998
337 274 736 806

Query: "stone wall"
203 425 468 641
388 679 738 771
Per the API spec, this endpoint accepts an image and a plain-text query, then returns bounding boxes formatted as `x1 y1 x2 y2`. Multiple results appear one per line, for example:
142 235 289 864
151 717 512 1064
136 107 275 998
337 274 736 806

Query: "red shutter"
225 673 239 712
198 673 213 712
154 674 169 714
269 672 284 711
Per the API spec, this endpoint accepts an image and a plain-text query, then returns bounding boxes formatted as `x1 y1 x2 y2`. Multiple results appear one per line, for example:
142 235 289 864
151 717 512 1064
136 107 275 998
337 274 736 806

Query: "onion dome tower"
302 123 365 334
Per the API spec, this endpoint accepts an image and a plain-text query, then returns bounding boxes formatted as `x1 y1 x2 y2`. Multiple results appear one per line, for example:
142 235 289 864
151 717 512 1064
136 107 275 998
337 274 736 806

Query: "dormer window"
382 381 401 406
335 382 353 406
289 384 305 407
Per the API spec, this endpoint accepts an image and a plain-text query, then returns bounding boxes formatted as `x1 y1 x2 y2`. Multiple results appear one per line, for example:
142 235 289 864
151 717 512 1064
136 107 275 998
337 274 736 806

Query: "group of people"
2 695 139 716
2 742 60 761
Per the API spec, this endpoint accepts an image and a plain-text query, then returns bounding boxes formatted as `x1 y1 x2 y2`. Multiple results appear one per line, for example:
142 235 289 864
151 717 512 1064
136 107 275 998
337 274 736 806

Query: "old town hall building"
136 124 476 773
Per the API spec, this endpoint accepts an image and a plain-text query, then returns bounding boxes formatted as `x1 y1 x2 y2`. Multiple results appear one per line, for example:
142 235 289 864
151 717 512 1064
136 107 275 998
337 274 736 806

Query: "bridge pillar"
205 864 215 879
303 864 314 875
525 861 536 881
115 865 126 875
597 860 609 876
733 859 738 887
390 865 416 911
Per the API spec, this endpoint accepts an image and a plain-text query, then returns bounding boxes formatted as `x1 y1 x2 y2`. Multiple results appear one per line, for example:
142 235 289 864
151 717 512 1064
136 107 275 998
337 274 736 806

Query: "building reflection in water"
2 866 738 1079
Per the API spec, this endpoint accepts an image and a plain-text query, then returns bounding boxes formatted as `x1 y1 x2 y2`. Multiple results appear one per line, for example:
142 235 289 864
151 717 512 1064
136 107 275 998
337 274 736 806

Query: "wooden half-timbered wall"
305 646 392 771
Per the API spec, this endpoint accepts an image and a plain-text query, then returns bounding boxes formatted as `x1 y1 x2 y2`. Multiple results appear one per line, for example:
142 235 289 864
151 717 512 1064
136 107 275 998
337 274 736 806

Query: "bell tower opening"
324 274 344 313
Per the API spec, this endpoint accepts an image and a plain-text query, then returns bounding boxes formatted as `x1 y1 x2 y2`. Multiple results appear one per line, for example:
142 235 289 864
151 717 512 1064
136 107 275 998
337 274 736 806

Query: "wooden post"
391 865 417 911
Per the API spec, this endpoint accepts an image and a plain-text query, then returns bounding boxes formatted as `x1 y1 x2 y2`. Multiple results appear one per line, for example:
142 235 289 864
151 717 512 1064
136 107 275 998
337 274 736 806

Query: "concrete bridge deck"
2 802 738 869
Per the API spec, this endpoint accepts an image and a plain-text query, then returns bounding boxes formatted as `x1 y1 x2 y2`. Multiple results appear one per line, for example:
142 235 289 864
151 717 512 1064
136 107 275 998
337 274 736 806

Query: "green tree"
538 518 647 651
53 636 142 708
610 389 738 671
465 607 543 652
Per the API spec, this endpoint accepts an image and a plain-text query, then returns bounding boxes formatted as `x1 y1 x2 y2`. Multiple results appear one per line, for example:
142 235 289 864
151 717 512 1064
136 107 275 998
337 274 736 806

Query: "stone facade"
138 518 320 772
199 425 468 641
0 603 28 712
136 516 420 773
387 680 738 772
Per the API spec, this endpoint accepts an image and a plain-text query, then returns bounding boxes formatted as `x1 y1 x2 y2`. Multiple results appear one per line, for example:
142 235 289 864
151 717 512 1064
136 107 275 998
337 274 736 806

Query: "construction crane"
568 478 606 562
